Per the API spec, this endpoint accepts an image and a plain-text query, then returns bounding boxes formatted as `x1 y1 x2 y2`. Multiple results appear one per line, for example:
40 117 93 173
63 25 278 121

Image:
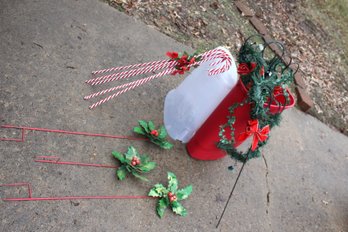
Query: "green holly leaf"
148 188 160 197
132 171 149 182
138 120 150 133
171 201 187 216
139 154 150 164
125 146 138 161
148 184 167 197
133 126 145 135
160 141 173 150
168 172 178 192
112 151 125 163
148 121 155 131
176 185 193 201
116 166 127 180
158 126 167 139
157 198 169 218
139 161 156 172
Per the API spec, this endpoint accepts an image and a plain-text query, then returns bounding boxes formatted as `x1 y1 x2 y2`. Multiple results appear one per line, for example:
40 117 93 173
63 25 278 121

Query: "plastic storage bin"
163 47 238 143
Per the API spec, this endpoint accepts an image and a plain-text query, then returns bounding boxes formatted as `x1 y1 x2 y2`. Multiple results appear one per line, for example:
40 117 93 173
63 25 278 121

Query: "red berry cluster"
167 192 177 203
150 130 159 137
166 51 197 75
131 156 140 166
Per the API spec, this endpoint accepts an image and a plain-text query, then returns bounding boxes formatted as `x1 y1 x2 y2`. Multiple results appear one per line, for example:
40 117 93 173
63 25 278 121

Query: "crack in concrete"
262 154 272 230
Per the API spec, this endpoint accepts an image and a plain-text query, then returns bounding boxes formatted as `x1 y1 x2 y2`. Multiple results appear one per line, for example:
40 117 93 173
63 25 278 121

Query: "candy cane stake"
84 53 230 101
85 48 233 109
88 50 229 86
91 59 173 75
88 68 177 109
87 60 176 85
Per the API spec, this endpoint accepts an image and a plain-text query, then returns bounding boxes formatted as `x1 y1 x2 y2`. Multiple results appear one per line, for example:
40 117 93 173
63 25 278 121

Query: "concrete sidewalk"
0 0 347 231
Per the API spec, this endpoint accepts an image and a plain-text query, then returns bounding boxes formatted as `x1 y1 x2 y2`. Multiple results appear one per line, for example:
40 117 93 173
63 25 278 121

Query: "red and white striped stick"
85 50 231 100
88 49 228 86
84 81 135 100
84 75 156 100
86 60 176 86
85 48 233 109
91 59 172 75
88 68 176 109
88 48 229 84
90 48 225 75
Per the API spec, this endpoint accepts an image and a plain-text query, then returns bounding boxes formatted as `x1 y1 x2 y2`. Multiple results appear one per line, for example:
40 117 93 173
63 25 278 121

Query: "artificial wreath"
217 37 297 162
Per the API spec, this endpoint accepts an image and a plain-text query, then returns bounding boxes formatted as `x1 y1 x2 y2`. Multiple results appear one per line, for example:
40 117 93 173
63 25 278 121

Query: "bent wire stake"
0 182 152 202
0 124 147 142
34 156 118 169
0 127 25 142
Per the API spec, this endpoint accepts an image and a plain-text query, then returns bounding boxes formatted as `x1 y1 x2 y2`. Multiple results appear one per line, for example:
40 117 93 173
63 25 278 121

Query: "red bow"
237 119 270 151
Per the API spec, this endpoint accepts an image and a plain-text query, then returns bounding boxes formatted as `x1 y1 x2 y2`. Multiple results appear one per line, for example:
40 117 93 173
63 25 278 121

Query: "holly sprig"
112 146 156 181
133 120 173 150
148 172 192 218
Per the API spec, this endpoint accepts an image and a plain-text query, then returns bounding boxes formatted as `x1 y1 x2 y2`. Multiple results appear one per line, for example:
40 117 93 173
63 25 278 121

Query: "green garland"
217 37 296 162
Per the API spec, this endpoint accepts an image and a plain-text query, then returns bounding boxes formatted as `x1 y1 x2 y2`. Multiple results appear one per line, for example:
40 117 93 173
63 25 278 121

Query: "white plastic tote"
164 47 238 143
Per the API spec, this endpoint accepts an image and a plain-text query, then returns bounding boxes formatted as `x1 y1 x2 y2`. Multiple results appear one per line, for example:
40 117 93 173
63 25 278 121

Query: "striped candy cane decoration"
84 54 226 101
86 60 176 85
91 59 172 75
88 60 176 86
85 48 233 109
87 49 228 86
88 68 177 109
90 48 227 76
84 78 145 100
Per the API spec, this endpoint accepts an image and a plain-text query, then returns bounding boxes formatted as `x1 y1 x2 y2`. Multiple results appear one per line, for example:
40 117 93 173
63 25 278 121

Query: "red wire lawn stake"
0 157 151 202
34 156 118 169
0 127 25 142
0 182 151 202
0 124 147 143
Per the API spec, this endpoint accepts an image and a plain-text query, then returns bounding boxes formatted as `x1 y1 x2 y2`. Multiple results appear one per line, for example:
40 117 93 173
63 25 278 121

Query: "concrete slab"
0 0 347 231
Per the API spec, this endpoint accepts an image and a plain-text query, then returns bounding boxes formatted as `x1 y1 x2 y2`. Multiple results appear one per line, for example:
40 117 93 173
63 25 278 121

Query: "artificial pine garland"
217 37 297 162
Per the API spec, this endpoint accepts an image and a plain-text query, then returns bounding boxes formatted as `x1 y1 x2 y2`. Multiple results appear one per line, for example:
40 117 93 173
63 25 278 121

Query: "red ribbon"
237 119 270 151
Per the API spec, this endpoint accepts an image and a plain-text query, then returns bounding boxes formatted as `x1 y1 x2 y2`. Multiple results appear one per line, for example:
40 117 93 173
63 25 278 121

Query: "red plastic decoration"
186 80 251 160
186 80 295 160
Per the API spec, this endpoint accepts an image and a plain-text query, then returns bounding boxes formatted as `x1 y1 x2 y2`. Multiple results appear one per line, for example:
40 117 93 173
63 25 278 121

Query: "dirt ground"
105 0 348 136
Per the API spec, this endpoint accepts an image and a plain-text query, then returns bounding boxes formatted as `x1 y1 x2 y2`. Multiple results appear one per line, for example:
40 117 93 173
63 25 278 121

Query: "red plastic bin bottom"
186 80 250 160
186 80 295 161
